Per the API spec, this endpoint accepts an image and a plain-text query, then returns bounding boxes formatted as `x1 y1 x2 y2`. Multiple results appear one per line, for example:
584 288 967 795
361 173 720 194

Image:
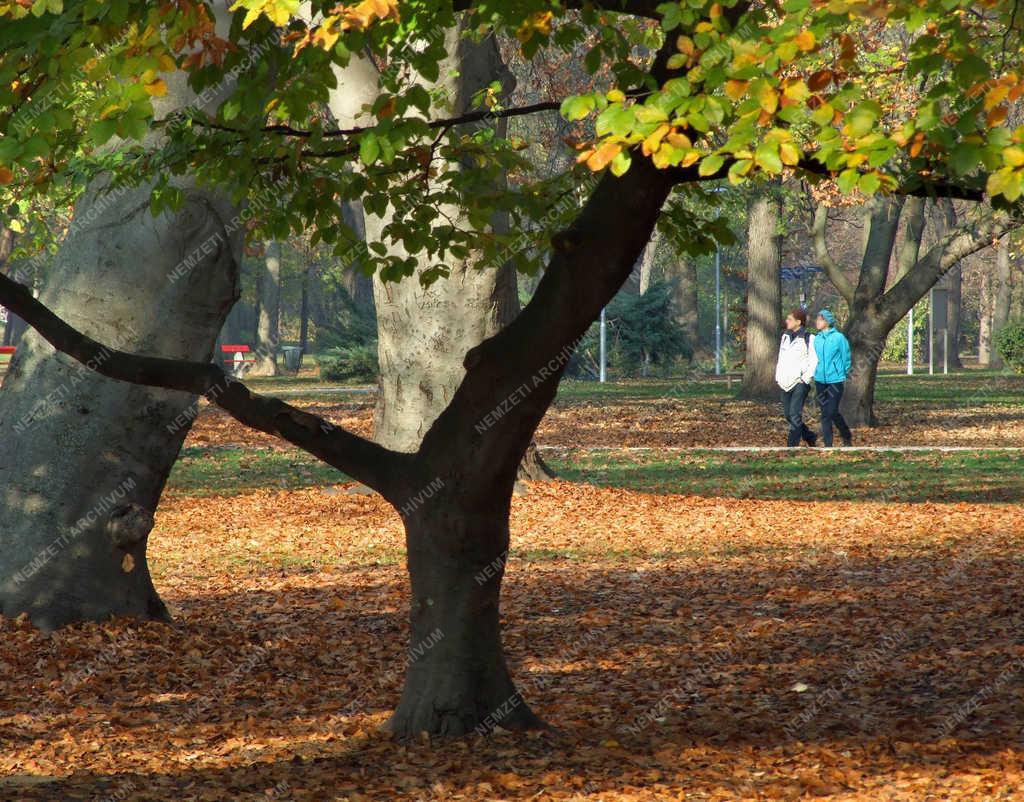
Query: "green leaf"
359 133 380 166
858 172 881 194
755 143 783 174
837 168 860 194
561 95 596 122
610 149 632 177
698 154 725 177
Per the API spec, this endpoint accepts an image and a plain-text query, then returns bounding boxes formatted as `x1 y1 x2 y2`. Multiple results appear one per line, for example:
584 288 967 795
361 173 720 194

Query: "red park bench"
0 345 14 376
221 344 255 374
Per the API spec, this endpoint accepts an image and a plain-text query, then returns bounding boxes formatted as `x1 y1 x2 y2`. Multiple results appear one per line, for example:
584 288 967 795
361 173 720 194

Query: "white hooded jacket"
775 328 818 391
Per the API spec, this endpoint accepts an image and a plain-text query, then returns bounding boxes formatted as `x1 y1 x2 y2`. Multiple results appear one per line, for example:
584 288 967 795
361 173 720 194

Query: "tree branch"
453 0 666 18
812 204 855 303
0 272 408 501
194 100 564 141
879 208 1015 330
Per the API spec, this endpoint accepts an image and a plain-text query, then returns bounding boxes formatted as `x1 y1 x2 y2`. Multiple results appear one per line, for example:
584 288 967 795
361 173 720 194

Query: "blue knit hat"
818 309 836 326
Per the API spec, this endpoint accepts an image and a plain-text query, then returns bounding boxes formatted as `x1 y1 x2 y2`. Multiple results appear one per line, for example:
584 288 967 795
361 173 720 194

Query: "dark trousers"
781 383 816 447
816 381 852 447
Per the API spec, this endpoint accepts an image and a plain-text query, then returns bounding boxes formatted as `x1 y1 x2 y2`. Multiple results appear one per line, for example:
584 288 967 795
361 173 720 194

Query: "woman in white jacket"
775 308 819 447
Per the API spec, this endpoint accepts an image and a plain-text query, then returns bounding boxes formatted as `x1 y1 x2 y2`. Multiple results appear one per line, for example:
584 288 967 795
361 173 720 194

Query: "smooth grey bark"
992 236 1013 370
0 178 241 629
253 241 282 376
739 192 782 400
331 29 520 454
0 17 243 628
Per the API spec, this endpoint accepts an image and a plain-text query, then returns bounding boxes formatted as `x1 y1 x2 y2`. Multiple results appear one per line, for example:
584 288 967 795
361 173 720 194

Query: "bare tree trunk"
947 263 964 369
979 270 992 365
299 259 311 355
666 255 700 357
739 192 782 399
252 241 281 376
992 236 1013 370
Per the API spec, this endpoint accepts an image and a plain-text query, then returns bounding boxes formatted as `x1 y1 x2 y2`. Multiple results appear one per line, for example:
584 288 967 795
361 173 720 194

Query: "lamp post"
714 244 722 375
599 307 607 383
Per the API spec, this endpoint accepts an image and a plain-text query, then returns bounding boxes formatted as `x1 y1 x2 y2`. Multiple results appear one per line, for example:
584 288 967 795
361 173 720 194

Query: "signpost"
779 265 823 308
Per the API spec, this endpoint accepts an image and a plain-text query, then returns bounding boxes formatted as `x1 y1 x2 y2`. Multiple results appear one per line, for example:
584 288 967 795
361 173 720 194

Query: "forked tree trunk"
0 178 240 629
739 192 782 399
253 241 281 376
843 325 884 427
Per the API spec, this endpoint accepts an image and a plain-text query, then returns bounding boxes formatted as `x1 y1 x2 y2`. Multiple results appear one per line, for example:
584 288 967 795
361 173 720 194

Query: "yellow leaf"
758 85 779 114
607 89 626 103
642 124 671 157
795 29 815 51
680 150 701 167
780 141 801 166
985 84 1010 110
586 142 623 171
121 553 136 572
667 132 692 149
725 79 748 100
1004 146 1024 167
144 78 168 97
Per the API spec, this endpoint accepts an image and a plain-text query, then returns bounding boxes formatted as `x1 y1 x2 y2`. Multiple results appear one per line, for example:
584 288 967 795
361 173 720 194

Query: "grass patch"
547 448 1024 503
168 447 344 496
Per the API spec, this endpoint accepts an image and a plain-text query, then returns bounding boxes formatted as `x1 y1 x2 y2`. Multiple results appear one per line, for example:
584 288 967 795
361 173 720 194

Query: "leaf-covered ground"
185 372 1024 451
3 479 1024 801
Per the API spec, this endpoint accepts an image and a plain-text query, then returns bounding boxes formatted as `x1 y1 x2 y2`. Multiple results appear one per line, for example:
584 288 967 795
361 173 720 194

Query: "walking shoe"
841 434 853 447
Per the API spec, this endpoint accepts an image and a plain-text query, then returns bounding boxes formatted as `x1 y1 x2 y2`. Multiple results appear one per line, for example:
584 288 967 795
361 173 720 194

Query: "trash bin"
282 346 303 374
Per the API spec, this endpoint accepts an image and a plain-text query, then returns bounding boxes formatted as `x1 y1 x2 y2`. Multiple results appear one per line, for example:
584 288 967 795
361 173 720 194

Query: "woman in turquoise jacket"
813 309 853 447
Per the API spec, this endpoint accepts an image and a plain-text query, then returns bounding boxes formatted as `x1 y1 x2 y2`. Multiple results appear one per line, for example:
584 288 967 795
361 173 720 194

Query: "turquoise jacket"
813 327 852 384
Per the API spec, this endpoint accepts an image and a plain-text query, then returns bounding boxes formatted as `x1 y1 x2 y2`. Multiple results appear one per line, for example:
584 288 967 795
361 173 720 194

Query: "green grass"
547 448 1024 503
171 445 1024 504
554 370 1024 407
168 447 345 496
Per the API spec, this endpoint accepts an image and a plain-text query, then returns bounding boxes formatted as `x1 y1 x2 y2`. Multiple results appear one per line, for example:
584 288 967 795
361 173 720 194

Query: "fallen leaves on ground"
2 482 1024 800
184 387 1024 451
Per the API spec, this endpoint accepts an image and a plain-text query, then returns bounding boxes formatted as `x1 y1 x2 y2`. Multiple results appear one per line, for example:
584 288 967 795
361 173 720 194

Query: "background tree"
739 190 782 399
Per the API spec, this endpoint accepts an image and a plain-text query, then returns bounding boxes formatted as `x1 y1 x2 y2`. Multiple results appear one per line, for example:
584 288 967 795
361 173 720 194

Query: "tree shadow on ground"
3 546 1023 800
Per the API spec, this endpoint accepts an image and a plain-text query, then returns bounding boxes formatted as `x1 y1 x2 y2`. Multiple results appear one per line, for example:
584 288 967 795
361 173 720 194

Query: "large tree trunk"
387 494 543 735
252 241 281 376
991 236 1013 370
739 192 782 399
0 178 240 629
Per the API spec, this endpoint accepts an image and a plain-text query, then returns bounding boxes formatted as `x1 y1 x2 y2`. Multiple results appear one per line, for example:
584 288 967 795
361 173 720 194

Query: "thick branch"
812 205 855 303
0 272 407 500
879 208 1014 331
894 195 925 281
